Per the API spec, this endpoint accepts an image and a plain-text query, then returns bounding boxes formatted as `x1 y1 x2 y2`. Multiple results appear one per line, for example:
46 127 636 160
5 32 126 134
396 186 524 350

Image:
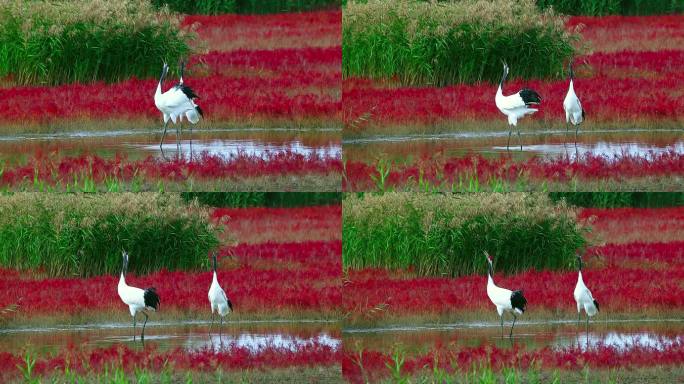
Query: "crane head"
483 250 493 264
121 251 129 276
575 253 583 270
568 61 575 80
499 60 509 85
212 251 218 272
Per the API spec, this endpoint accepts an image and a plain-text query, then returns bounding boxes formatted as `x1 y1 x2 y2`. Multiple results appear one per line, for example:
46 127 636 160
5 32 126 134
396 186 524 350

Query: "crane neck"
119 272 126 287
568 79 575 92
212 270 218 284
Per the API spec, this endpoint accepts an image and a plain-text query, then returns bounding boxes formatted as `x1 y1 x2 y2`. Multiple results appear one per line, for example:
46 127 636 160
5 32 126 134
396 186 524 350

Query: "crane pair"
154 61 203 156
117 251 232 341
495 61 584 151
485 251 598 338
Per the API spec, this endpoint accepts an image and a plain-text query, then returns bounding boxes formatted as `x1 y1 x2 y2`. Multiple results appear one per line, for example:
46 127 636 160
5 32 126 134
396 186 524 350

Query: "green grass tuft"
343 0 577 86
343 193 587 276
0 193 220 277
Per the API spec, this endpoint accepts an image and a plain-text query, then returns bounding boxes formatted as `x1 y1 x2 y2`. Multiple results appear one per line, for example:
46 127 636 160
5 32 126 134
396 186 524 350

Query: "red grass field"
0 11 341 128
343 206 684 322
344 16 684 131
0 205 342 322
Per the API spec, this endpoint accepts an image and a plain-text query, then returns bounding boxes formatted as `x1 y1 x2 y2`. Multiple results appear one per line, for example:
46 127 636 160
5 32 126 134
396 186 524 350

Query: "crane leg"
577 311 581 327
518 129 522 151
219 316 223 338
507 129 512 152
500 315 504 339
586 314 589 335
132 313 137 341
575 125 579 146
141 311 149 340
160 121 169 149
510 314 517 338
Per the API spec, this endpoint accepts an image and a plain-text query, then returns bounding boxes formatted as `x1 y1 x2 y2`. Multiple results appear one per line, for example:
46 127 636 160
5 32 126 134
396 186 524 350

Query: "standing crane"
118 251 160 341
574 254 599 334
208 252 233 335
495 61 542 151
563 61 584 145
484 251 527 338
154 61 203 151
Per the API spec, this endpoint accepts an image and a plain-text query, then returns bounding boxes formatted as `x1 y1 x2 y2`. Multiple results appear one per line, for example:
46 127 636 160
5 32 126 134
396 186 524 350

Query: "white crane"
563 62 584 144
208 252 233 334
484 251 527 338
574 254 599 333
154 61 203 150
118 251 160 341
495 61 542 151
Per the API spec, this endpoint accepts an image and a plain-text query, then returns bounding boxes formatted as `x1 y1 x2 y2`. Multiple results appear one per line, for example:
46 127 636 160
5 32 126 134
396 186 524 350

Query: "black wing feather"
227 298 233 311
519 89 541 106
510 290 527 313
593 299 599 312
195 105 204 117
144 287 160 310
175 83 200 100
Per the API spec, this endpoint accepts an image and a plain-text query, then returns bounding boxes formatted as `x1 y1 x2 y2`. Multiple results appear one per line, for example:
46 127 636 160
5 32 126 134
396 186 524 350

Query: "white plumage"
563 62 584 143
117 251 159 340
208 253 233 333
484 251 527 338
154 61 203 149
495 61 542 151
574 255 599 332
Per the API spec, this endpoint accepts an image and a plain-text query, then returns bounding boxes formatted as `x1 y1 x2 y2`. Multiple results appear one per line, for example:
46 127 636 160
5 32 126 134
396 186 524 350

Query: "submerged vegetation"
0 0 191 85
0 193 219 277
343 0 575 86
342 193 586 276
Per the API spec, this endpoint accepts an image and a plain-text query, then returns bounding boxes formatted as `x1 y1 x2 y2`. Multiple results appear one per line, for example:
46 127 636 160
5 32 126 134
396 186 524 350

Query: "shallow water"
0 320 341 355
0 128 341 165
344 319 684 353
344 129 684 163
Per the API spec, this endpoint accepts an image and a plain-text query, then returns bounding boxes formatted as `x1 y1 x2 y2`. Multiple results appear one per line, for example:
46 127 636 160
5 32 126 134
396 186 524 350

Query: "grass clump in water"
343 193 587 276
343 0 577 86
0 0 192 85
0 193 220 277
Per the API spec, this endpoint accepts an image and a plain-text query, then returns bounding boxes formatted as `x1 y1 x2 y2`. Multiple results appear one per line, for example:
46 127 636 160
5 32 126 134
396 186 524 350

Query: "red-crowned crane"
574 254 599 334
484 251 527 338
208 252 233 334
118 251 160 341
563 62 585 144
154 61 203 150
495 61 542 151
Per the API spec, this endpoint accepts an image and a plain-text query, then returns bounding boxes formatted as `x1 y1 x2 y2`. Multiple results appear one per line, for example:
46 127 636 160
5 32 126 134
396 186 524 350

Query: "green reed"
343 0 576 86
0 193 219 277
343 193 587 276
0 0 192 85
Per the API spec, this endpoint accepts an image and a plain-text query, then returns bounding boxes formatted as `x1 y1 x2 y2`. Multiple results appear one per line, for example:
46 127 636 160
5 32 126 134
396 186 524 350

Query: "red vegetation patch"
0 152 341 187
580 207 684 243
343 152 684 190
343 341 684 383
214 205 341 243
0 342 339 380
